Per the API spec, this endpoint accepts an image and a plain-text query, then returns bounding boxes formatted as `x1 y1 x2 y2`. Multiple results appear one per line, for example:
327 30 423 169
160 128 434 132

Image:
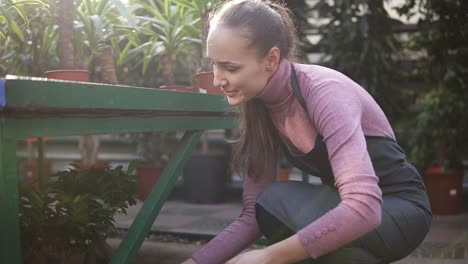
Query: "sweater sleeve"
297 78 383 258
191 167 275 264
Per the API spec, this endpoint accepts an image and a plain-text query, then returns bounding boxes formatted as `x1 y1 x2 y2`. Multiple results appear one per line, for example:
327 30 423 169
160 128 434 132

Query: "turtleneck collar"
255 59 293 110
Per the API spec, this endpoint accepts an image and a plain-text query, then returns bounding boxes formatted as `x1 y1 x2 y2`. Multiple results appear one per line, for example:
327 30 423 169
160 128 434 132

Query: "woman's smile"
223 89 238 97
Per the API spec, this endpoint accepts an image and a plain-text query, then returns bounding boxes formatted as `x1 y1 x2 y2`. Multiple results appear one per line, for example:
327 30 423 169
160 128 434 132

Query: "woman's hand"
226 249 279 264
227 235 309 264
180 258 197 264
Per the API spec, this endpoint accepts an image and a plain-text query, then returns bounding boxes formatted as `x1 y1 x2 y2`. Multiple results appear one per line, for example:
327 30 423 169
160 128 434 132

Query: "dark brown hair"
210 0 298 180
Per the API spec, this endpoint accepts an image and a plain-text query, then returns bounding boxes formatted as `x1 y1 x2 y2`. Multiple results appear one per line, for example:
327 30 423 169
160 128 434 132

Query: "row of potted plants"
6 0 226 202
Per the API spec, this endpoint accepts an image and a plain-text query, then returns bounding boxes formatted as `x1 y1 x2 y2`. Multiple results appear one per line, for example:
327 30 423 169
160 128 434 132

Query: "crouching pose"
183 1 431 263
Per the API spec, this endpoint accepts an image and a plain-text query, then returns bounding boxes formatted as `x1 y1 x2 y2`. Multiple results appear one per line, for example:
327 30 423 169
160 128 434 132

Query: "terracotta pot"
20 161 52 187
45 69 90 82
194 71 223 95
136 164 164 200
276 168 291 181
423 168 464 215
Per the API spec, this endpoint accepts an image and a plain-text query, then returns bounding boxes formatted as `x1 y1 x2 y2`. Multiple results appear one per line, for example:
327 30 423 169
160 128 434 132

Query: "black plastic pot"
183 153 229 203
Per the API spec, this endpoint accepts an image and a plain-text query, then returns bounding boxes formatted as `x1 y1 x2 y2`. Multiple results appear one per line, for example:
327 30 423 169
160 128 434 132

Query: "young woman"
183 1 431 263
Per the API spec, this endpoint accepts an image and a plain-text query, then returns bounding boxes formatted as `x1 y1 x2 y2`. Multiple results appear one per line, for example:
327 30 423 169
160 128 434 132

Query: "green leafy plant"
399 0 468 172
0 0 29 40
410 88 467 171
133 0 202 84
173 0 218 71
75 0 141 82
0 0 57 77
19 163 137 263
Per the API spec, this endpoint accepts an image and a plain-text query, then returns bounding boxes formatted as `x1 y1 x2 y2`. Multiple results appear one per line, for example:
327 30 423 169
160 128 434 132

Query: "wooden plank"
4 78 233 113
3 116 236 139
111 131 202 264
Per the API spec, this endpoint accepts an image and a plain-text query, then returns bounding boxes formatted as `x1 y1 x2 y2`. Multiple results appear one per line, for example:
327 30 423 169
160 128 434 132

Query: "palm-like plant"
61 0 138 167
133 0 201 85
173 0 218 71
0 0 29 40
0 0 56 76
75 0 139 83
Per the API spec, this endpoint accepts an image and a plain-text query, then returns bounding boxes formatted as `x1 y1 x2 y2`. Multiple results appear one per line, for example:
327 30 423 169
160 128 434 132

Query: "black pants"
255 181 432 264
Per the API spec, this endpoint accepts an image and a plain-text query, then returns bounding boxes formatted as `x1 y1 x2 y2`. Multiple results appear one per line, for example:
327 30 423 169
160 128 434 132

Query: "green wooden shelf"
0 77 236 264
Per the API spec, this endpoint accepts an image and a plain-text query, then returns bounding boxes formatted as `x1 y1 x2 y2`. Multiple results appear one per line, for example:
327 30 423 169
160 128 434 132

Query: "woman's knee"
358 197 431 262
257 181 294 202
256 181 340 229
255 202 295 244
256 181 318 209
255 182 293 230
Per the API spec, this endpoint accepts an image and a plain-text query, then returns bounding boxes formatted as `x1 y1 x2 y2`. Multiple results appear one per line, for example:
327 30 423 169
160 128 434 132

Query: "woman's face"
207 25 274 105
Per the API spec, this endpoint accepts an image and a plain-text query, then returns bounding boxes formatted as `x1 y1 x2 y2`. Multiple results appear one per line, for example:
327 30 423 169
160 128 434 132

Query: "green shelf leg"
37 137 45 189
111 130 203 264
0 134 22 263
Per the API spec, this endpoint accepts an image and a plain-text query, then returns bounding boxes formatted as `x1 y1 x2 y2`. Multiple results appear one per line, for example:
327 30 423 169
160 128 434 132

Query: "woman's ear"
265 47 281 72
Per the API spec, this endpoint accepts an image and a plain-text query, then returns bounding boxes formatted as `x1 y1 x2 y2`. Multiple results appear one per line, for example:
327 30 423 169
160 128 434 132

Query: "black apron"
255 64 432 263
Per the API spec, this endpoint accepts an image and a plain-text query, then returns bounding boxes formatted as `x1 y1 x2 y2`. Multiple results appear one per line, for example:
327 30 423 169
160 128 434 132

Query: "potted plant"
194 71 223 95
162 0 230 203
403 0 468 215
182 135 230 203
43 0 104 171
173 0 223 95
132 0 201 87
48 0 139 170
0 0 62 77
133 132 177 200
410 88 467 215
19 163 137 263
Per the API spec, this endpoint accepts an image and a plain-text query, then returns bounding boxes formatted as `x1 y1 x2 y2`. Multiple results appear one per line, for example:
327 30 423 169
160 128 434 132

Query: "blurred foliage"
173 0 220 71
20 163 137 262
311 0 407 122
408 88 468 170
130 0 201 84
1 0 59 76
272 0 314 62
397 0 468 171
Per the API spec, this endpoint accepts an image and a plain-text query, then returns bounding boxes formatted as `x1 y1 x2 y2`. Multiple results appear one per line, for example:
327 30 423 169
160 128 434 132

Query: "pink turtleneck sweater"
192 59 395 264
